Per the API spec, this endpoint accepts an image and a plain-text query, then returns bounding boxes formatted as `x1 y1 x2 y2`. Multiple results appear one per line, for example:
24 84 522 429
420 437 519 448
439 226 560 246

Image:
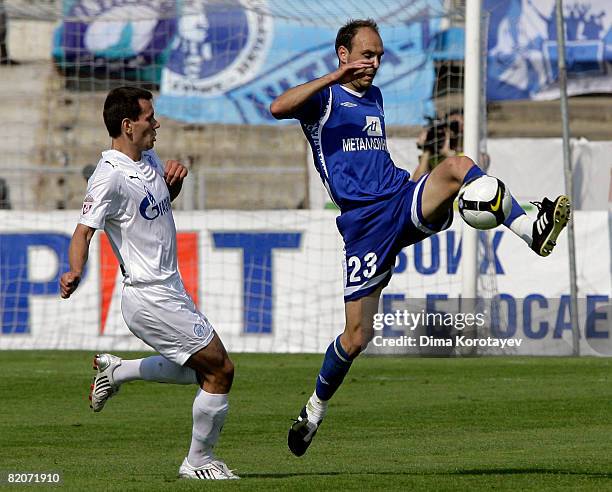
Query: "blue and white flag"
157 0 444 125
486 0 612 100
53 0 177 83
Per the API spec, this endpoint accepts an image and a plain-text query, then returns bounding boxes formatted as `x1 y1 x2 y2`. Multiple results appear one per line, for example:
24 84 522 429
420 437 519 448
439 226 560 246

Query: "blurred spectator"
0 177 11 209
0 0 19 65
56 177 66 209
413 110 489 181
82 164 96 182
413 110 462 181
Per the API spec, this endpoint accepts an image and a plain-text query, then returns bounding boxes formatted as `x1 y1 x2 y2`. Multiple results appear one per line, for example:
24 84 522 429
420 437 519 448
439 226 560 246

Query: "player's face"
348 28 384 90
130 99 160 151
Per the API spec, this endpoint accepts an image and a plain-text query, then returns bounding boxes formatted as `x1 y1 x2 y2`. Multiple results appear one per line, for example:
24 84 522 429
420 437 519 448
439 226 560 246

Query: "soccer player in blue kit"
270 19 570 456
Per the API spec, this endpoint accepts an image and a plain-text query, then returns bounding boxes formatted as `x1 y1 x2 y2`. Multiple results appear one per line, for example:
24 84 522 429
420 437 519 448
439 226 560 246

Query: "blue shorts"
336 174 453 302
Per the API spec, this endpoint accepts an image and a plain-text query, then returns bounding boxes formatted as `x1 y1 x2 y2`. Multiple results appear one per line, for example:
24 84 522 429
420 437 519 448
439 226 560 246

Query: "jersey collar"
103 149 144 165
340 84 367 98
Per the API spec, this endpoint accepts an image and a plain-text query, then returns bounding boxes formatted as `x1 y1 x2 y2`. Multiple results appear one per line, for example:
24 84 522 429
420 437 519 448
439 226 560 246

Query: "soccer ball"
457 175 512 230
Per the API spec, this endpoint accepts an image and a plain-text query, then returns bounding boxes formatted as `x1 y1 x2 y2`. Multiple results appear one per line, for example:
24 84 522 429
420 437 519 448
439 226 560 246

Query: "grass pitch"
1 352 611 491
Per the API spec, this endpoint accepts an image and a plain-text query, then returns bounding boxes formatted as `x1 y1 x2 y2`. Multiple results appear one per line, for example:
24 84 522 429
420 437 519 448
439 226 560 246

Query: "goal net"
0 0 516 355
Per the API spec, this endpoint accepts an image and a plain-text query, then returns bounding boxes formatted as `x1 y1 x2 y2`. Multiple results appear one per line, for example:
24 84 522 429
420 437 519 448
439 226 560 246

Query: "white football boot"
89 353 121 412
178 458 240 480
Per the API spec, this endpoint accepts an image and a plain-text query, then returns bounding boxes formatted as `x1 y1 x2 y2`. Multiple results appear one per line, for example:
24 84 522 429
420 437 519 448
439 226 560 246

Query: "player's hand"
60 271 81 299
416 128 428 149
335 58 376 84
164 160 188 187
440 129 456 158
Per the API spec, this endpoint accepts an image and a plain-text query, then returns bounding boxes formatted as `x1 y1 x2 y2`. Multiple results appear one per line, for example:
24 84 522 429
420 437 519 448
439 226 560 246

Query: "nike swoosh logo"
490 189 502 212
129 175 141 180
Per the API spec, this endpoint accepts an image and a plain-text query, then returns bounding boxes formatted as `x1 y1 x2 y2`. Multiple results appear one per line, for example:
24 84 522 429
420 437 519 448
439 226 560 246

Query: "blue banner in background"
486 0 612 100
157 0 443 125
50 1 612 114
52 0 176 83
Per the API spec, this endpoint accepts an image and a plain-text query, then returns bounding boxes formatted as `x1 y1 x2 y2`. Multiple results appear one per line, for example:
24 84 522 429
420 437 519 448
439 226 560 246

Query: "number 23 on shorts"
347 252 377 283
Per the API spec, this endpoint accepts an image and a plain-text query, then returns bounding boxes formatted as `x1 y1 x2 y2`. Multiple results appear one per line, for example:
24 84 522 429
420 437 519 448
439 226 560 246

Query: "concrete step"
487 97 612 139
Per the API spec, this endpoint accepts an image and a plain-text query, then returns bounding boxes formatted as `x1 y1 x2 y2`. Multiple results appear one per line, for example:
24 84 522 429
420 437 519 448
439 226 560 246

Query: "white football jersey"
79 149 178 285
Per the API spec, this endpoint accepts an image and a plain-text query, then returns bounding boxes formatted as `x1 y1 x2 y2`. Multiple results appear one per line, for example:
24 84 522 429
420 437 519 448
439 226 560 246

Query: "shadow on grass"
447 468 612 479
241 469 612 479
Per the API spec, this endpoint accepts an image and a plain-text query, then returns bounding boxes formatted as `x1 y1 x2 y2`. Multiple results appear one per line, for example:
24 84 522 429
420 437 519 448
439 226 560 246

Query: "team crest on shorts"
82 194 94 214
193 323 206 338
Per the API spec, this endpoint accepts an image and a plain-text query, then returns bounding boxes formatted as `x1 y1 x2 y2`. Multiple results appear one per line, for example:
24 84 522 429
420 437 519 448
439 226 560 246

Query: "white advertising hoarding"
0 210 609 355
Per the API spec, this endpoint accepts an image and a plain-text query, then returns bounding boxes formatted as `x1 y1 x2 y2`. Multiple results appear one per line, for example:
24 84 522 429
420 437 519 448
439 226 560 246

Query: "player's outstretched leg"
457 163 570 255
460 164 570 256
89 354 198 412
421 156 570 256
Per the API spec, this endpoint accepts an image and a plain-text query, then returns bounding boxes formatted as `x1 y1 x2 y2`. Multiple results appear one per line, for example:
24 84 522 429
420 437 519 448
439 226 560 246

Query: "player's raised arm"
60 223 96 299
269 58 375 120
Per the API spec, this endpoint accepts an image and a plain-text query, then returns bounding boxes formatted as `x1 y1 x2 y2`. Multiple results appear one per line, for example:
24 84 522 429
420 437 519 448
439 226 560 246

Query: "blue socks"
503 197 527 227
462 164 526 227
315 335 354 401
462 163 485 185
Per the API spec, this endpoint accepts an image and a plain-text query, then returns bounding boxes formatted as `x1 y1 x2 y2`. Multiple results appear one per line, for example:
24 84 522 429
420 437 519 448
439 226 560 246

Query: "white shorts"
121 275 214 366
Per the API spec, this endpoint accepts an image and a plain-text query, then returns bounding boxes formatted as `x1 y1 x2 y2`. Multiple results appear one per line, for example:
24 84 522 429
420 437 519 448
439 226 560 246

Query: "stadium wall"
0 210 609 355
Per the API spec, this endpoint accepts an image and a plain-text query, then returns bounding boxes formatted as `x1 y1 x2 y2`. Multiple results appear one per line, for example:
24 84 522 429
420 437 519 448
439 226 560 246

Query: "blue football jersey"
296 84 410 211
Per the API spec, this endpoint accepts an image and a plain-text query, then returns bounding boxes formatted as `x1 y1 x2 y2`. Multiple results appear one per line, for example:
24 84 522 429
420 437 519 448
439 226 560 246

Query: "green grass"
1 353 611 491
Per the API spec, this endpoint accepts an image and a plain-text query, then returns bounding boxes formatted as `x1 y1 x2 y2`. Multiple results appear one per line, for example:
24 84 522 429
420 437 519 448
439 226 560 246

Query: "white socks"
188 389 229 467
112 358 228 468
508 214 533 246
306 391 328 424
112 356 198 386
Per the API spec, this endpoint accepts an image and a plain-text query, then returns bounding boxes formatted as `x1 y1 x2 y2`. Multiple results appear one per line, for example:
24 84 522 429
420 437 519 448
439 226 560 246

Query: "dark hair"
335 19 379 54
103 86 153 138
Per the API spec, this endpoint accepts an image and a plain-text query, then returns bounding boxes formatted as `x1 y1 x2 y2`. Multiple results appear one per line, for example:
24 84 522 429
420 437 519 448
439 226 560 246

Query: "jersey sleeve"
294 89 329 123
78 161 122 230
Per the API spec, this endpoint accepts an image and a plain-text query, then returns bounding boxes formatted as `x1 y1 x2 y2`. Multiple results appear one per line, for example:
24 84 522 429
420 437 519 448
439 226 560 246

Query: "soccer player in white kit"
60 87 238 480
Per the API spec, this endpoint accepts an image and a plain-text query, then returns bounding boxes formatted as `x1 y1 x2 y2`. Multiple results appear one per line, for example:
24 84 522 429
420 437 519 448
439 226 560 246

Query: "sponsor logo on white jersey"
139 185 171 221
